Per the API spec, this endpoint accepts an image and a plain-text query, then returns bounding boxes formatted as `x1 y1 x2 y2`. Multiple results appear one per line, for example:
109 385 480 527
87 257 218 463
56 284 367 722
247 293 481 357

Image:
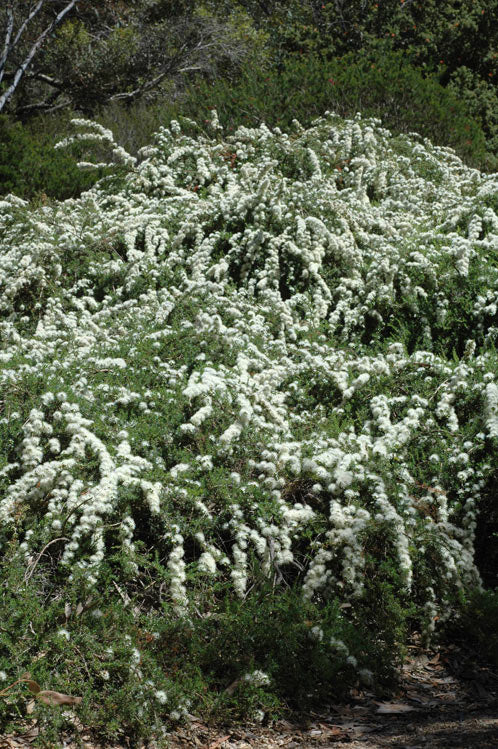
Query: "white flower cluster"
166 526 188 615
1 111 497 640
485 382 498 438
243 669 271 687
329 635 373 683
54 118 137 169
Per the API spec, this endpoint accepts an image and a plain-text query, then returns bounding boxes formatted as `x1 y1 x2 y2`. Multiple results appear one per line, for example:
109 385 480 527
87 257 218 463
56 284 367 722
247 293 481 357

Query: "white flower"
243 670 270 687
131 648 141 665
310 626 324 642
485 383 498 438
198 551 217 575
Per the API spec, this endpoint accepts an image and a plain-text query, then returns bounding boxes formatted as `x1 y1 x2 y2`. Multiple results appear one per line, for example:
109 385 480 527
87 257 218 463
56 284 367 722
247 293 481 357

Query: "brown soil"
1 638 497 749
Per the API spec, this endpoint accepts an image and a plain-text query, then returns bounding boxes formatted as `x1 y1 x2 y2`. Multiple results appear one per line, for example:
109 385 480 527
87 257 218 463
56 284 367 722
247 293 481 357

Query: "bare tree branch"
0 0 81 114
10 0 45 58
109 71 171 103
27 71 64 88
1 69 64 87
177 65 204 74
16 98 68 115
0 2 15 85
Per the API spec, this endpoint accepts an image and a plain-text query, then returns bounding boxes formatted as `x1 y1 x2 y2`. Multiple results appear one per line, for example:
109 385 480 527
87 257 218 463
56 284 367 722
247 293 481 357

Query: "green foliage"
47 19 143 114
447 67 498 171
182 582 405 716
0 547 407 743
176 50 487 168
256 0 498 82
451 589 498 666
239 0 498 162
0 116 104 202
74 48 490 174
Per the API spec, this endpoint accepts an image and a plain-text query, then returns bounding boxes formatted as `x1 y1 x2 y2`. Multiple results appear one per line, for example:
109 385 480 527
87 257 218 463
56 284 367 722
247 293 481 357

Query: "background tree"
0 0 251 117
0 0 82 114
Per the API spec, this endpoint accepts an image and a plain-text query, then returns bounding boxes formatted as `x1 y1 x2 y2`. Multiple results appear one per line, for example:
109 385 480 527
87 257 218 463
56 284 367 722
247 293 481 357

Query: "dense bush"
251 0 497 72
1 112 498 741
0 116 105 202
174 50 488 168
0 563 404 743
447 66 498 171
226 0 498 162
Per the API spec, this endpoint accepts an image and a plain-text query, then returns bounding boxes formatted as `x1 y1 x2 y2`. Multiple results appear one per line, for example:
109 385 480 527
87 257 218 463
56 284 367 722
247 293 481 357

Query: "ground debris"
1 639 497 749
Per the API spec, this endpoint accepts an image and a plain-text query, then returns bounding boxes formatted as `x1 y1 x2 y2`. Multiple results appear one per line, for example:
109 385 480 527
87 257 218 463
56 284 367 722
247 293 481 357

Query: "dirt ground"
2 637 497 749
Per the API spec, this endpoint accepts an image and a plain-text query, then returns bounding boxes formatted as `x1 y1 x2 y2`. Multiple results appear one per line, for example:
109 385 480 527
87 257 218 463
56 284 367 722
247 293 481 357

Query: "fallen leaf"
26 680 41 695
376 702 416 714
36 690 82 706
207 735 230 748
26 699 36 714
318 723 348 737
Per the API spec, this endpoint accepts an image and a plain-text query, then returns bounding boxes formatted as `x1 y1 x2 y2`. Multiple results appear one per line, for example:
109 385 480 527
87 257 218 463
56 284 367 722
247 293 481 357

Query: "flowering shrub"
0 110 497 737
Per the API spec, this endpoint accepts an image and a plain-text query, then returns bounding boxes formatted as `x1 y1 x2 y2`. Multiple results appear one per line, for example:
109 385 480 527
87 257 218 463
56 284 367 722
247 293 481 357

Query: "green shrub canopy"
0 112 497 704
